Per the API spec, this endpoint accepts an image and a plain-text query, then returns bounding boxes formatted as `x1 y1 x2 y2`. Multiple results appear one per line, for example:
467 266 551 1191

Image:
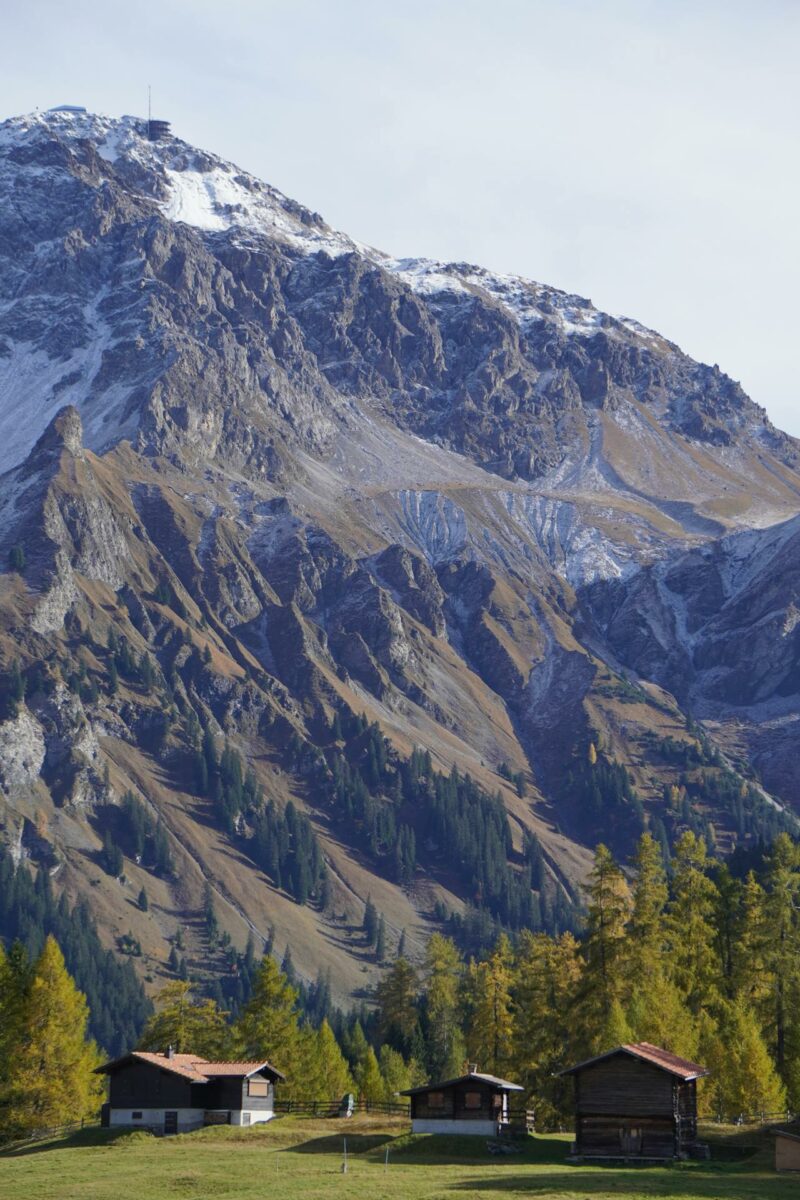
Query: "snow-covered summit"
0 109 668 347
0 108 357 257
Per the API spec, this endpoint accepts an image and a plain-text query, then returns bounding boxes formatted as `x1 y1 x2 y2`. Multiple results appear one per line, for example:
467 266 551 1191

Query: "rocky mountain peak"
2 107 800 1007
26 404 84 467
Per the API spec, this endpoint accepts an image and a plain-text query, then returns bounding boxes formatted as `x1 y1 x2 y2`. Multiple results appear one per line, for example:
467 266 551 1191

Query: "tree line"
3 828 800 1140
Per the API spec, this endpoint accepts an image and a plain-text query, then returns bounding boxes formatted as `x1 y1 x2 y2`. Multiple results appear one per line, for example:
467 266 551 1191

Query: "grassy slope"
0 1117 794 1200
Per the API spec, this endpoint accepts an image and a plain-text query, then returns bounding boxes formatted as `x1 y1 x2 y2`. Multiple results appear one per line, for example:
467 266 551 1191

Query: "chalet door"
620 1125 642 1154
164 1111 178 1135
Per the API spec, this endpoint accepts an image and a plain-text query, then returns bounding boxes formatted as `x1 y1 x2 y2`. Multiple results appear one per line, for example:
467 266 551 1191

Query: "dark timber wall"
572 1056 697 1159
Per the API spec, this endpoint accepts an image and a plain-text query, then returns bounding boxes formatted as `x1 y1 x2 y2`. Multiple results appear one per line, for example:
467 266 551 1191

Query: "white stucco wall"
411 1118 498 1137
109 1108 204 1132
109 1107 274 1131
231 1109 273 1126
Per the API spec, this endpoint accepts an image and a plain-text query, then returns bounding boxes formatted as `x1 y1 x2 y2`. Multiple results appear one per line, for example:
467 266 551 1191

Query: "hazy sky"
3 1 799 433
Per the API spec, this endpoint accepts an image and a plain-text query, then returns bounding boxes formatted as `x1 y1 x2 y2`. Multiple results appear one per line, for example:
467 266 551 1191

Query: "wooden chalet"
558 1042 709 1160
97 1049 285 1135
400 1068 523 1136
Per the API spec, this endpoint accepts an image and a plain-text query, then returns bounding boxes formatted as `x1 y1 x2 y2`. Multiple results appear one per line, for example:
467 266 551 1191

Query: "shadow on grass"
449 1159 789 1198
385 1133 570 1164
291 1133 395 1155
0 1127 132 1158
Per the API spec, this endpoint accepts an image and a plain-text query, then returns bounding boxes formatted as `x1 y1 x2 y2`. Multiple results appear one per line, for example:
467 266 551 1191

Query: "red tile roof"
202 1062 282 1078
559 1041 709 1080
96 1051 285 1082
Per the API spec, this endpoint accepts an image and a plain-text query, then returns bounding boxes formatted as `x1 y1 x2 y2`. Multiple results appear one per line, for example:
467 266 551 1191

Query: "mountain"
1 107 798 1012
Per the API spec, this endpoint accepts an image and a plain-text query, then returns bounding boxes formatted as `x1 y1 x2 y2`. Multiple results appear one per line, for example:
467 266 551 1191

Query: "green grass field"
0 1115 795 1199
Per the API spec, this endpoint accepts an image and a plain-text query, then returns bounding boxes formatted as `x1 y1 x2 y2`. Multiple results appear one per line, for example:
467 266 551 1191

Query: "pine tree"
2 937 103 1138
137 886 149 912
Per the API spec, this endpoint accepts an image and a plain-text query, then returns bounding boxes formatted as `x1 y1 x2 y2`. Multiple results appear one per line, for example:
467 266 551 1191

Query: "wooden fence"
705 1110 796 1127
0 1118 94 1152
273 1098 410 1118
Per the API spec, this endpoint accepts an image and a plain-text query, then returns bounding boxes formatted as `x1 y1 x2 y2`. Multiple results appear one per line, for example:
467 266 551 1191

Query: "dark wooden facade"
97 1051 284 1133
560 1043 709 1160
105 1061 276 1115
400 1070 523 1135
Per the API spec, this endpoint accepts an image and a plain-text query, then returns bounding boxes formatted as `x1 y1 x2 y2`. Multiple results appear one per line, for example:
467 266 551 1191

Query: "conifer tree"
233 956 299 1078
574 845 630 1050
376 958 419 1053
423 933 465 1080
0 942 27 1104
375 914 386 962
343 1020 370 1075
703 998 787 1119
3 937 103 1137
363 895 378 945
378 1045 412 1099
314 1019 354 1098
355 1045 384 1103
138 981 230 1058
627 833 668 985
666 831 721 1016
758 835 800 1103
465 935 515 1077
511 931 581 1121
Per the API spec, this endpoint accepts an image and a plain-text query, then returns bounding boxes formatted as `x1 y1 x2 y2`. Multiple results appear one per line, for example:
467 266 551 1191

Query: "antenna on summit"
145 88 170 142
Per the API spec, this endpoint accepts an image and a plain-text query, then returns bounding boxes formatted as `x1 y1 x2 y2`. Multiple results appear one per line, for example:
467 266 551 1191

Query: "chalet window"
248 1079 269 1098
464 1092 482 1109
132 1112 142 1120
427 1091 445 1108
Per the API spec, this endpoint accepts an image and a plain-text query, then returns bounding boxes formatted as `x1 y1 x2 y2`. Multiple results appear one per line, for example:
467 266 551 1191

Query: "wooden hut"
400 1068 523 1136
558 1042 709 1160
97 1049 285 1134
775 1128 800 1172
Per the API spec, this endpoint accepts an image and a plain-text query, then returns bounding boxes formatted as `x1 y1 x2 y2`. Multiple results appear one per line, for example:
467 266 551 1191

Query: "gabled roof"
400 1071 523 1096
775 1128 800 1143
95 1051 285 1082
201 1061 285 1080
558 1042 709 1081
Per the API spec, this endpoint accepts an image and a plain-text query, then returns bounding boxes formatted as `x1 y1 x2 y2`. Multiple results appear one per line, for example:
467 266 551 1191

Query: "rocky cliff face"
0 108 798 1003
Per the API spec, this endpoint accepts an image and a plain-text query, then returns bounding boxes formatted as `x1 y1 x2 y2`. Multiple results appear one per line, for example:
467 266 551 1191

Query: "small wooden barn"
400 1068 523 1136
97 1049 285 1134
775 1127 800 1172
559 1042 709 1160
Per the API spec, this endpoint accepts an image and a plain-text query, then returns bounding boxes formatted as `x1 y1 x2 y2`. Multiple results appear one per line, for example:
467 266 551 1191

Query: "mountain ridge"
1 107 799 1010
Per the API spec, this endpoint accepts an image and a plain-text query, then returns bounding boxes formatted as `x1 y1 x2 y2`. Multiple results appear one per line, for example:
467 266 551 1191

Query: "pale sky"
3 1 799 434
